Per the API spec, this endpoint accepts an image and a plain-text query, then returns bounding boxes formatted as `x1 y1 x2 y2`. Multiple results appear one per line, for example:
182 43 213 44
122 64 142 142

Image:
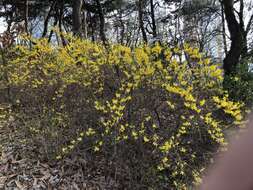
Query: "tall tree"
42 0 57 38
138 0 147 43
220 1 228 55
95 0 107 44
72 0 83 36
222 0 253 75
150 0 157 38
222 0 244 75
24 0 29 34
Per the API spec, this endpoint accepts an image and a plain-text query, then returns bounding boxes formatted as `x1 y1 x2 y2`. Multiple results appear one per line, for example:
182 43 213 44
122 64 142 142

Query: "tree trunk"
138 0 147 43
150 0 157 38
72 0 83 36
42 0 57 38
87 11 95 41
119 10 125 45
82 9 88 39
221 1 227 55
24 0 29 34
223 0 243 75
59 0 66 46
95 0 107 45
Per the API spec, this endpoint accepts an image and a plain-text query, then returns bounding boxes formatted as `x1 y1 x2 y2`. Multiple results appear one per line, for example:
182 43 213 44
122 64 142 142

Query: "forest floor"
0 121 118 190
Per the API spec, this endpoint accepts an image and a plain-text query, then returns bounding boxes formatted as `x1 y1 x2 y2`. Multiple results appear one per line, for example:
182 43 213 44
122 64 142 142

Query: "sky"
0 18 5 33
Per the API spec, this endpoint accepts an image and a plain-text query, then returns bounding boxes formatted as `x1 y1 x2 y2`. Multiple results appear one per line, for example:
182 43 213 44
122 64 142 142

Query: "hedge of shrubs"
0 34 243 189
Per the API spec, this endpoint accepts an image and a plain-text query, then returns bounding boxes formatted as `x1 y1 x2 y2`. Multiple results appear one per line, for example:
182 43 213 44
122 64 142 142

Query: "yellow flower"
162 157 169 164
94 146 100 152
143 136 150 143
132 131 138 138
200 99 206 106
86 128 96 136
160 140 172 153
120 125 125 132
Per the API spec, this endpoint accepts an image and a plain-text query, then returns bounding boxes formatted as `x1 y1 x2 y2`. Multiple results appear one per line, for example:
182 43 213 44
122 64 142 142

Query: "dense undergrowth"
0 34 244 189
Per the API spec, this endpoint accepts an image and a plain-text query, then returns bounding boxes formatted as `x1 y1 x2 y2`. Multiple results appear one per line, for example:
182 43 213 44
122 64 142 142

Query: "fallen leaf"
0 176 7 189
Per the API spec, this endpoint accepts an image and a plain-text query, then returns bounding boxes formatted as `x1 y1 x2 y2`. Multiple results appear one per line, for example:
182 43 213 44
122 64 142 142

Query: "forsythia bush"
1 34 243 189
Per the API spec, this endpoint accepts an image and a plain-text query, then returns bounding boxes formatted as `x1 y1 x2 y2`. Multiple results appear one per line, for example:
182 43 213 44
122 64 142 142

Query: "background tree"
0 0 252 73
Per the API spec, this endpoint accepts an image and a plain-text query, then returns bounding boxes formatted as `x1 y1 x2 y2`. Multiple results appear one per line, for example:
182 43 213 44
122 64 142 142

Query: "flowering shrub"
1 34 243 189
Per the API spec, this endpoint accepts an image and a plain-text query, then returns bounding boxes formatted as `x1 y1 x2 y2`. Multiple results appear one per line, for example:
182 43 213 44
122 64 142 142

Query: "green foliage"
0 35 243 189
224 61 253 108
